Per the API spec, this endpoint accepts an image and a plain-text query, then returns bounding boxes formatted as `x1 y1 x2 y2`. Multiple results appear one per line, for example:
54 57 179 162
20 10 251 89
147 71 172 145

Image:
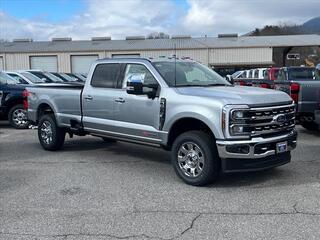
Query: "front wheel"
8 104 29 129
171 131 220 186
38 114 65 151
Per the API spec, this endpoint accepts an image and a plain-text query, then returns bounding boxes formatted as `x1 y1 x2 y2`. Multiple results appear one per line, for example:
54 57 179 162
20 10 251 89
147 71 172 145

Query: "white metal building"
0 34 319 75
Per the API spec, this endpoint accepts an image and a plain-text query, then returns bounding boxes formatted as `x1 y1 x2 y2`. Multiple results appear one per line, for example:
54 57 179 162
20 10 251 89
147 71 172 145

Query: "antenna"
174 43 177 87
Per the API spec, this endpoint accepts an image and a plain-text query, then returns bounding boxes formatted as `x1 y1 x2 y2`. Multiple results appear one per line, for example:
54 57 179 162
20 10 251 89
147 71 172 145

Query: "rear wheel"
38 114 65 151
171 130 220 186
8 104 29 129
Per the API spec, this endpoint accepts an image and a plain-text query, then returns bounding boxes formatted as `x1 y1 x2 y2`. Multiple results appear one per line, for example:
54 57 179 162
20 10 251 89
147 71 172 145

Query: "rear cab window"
91 63 121 88
288 68 316 80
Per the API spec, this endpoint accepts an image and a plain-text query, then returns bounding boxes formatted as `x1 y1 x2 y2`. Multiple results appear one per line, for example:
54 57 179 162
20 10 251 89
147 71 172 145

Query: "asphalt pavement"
1 121 320 240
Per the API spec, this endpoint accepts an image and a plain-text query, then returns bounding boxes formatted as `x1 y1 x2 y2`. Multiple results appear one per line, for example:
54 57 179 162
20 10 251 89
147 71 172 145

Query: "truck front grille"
230 104 295 137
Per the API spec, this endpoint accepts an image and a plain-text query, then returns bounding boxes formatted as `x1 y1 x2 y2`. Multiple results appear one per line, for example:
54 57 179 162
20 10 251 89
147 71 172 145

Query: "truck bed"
27 83 84 127
274 80 320 114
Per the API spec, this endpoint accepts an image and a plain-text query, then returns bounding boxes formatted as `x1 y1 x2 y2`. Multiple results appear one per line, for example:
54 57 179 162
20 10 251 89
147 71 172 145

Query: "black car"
0 72 29 129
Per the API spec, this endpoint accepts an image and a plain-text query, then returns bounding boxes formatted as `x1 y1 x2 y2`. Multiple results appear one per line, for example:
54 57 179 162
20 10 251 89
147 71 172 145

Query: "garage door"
30 56 58 72
0 57 3 70
71 55 99 74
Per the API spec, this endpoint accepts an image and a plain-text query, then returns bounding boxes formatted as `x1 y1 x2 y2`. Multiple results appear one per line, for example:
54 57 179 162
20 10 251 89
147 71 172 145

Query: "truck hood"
176 86 292 106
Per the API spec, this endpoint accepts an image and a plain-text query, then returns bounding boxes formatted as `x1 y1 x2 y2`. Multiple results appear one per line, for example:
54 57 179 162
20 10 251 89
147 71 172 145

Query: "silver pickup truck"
26 58 297 186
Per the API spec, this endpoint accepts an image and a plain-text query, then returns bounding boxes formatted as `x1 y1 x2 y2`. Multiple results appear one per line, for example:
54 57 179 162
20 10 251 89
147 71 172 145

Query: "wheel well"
166 118 214 150
37 103 54 122
6 99 23 115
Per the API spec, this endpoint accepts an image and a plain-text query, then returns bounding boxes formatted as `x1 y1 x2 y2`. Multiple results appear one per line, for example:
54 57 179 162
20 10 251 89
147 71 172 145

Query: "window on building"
30 56 58 72
91 63 120 88
71 55 99 74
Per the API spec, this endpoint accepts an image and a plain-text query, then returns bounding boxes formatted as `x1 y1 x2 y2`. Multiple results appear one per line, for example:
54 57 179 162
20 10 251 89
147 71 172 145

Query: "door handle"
84 95 93 100
115 98 125 103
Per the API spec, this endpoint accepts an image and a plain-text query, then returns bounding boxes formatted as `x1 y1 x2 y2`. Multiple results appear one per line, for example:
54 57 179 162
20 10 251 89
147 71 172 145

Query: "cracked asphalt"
1 121 320 240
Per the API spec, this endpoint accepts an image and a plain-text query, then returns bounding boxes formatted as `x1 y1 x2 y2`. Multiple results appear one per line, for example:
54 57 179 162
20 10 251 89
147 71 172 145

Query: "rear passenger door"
82 63 121 132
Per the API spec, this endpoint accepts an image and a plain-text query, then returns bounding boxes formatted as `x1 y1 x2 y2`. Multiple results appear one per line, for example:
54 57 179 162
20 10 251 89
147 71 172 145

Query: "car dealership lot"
0 121 320 240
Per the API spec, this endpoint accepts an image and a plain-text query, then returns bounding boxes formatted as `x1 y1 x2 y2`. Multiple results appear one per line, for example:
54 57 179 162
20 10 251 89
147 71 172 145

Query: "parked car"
274 66 320 130
0 72 29 128
253 68 267 79
50 72 70 82
6 71 45 85
66 73 86 82
26 70 64 83
26 58 297 186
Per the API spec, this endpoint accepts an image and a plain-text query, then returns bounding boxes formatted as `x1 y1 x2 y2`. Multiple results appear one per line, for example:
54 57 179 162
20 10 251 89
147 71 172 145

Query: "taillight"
290 83 300 103
23 89 29 110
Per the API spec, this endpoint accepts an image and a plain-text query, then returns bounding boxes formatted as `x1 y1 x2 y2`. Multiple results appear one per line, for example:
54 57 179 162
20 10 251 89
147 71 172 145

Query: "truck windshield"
289 68 315 80
152 61 230 87
0 72 18 85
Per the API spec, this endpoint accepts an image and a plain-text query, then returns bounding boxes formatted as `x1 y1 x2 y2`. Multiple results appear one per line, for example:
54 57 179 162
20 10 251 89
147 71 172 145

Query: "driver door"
113 63 162 143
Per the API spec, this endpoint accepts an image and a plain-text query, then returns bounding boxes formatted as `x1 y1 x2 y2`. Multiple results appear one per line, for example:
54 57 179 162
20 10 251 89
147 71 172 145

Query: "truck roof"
96 57 195 64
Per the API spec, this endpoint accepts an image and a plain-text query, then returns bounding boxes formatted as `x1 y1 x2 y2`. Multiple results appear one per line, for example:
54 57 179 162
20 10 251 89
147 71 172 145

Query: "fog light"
226 145 250 154
232 125 244 134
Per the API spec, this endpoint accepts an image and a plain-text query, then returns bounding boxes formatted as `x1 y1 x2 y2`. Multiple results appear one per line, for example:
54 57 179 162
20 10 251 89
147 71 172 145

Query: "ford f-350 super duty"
26 58 297 186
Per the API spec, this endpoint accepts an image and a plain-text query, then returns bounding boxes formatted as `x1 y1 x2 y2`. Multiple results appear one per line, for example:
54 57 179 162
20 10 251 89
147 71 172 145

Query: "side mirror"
126 73 158 99
126 74 144 95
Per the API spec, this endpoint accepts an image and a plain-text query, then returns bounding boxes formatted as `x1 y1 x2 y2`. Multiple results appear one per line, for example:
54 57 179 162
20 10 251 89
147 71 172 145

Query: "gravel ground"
1 121 320 240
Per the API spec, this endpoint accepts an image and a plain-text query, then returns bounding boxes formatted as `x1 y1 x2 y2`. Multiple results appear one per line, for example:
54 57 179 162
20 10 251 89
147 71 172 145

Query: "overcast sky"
0 0 318 41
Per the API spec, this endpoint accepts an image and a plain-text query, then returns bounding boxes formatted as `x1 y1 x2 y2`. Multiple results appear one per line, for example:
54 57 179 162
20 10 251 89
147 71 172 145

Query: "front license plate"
276 141 288 153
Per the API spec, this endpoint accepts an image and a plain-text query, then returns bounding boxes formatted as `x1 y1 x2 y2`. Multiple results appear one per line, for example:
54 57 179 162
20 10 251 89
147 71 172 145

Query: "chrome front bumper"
216 130 297 159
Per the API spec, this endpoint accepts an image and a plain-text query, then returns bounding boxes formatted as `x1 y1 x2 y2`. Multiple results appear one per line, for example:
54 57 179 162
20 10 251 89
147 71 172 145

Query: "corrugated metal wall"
209 47 273 66
1 47 273 72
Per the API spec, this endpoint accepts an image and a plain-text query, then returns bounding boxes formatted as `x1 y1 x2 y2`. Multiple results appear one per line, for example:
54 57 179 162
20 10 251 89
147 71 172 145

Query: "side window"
122 64 158 88
254 70 259 78
91 63 120 88
249 70 253 78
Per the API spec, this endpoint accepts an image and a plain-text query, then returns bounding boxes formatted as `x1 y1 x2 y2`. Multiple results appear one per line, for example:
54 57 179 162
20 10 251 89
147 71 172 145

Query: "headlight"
222 105 250 138
233 110 244 119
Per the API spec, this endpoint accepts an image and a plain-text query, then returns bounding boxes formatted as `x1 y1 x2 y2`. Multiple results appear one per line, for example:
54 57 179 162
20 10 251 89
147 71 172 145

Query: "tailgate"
298 81 320 113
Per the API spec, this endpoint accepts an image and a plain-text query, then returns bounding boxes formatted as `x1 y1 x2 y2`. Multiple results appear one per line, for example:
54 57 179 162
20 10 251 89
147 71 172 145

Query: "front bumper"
216 130 297 173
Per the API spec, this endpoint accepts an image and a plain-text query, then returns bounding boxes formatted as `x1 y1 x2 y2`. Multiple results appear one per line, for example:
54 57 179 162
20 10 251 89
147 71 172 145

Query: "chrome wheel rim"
12 108 28 127
40 121 53 145
177 142 205 178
